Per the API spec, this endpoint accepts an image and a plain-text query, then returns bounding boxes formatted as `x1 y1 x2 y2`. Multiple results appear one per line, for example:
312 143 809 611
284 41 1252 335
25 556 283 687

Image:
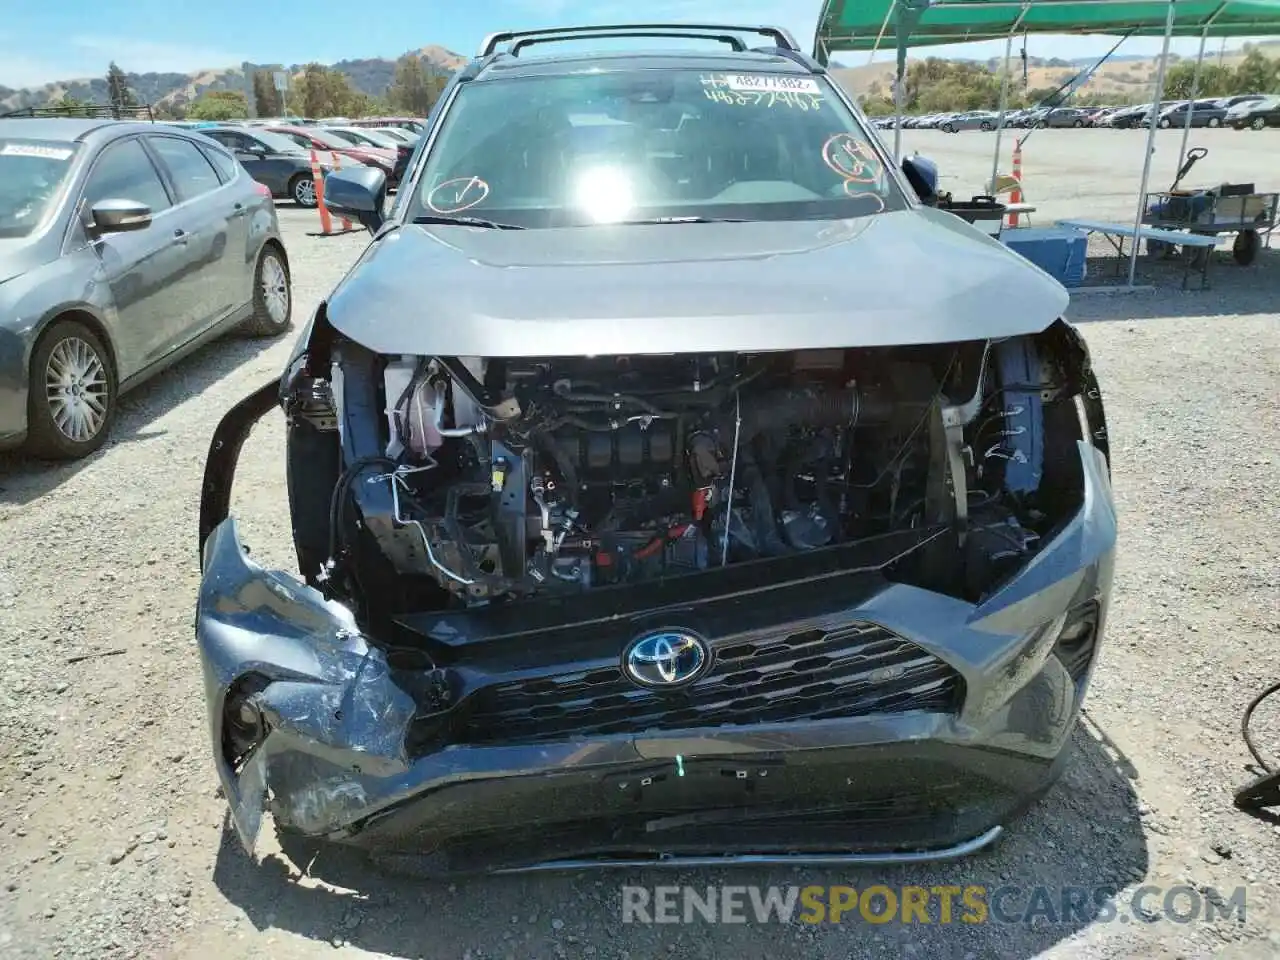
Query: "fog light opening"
223 673 270 771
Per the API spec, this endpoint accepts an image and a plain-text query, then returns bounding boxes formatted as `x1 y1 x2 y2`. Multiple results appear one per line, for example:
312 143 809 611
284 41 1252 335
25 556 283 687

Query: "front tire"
1158 118 1171 128
240 245 293 338
289 174 318 208
1074 119 1084 127
980 121 993 131
25 320 117 461
1208 117 1221 127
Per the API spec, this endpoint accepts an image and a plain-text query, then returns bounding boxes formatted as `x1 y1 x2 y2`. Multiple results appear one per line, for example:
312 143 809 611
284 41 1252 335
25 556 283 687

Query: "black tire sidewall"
1233 230 1260 265
26 319 117 460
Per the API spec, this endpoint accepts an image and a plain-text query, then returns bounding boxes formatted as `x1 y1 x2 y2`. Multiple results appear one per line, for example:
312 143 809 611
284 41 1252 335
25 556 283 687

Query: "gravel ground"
1 195 1279 960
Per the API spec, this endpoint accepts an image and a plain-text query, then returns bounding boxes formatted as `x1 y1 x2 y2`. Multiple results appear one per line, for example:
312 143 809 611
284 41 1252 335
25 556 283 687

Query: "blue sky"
0 0 1262 89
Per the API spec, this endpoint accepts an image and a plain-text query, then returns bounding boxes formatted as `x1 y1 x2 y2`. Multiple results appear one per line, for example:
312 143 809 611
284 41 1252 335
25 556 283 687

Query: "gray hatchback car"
0 118 292 459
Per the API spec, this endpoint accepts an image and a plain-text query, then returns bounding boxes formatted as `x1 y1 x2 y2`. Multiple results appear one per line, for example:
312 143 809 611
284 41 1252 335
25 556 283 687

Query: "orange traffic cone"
307 150 355 237
1007 139 1023 228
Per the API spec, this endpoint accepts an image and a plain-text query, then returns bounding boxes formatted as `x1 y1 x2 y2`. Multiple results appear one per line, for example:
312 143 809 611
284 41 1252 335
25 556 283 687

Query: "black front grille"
463 622 964 744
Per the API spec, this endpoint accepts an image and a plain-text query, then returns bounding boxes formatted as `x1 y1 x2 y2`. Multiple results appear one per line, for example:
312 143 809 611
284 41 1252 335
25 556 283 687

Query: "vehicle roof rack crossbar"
479 23 801 57
511 31 749 55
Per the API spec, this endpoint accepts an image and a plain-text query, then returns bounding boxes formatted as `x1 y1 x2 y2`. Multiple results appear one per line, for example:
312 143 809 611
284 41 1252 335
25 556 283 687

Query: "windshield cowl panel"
407 69 904 229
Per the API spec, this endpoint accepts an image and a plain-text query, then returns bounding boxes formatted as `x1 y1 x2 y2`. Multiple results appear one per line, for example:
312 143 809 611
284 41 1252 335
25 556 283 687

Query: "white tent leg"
894 75 905 161
990 21 1022 194
1127 0 1178 287
1177 27 1209 170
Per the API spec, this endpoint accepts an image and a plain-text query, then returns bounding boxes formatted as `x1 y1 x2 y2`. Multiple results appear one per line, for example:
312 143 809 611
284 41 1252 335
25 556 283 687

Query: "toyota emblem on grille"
623 630 710 689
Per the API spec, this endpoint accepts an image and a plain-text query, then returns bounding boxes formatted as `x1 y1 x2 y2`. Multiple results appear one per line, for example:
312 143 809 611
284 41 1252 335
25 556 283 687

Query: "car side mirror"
323 165 387 233
90 198 152 234
900 154 939 206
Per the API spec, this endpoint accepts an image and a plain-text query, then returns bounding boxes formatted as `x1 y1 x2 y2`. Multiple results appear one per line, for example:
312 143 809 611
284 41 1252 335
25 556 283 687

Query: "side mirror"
90 198 152 234
900 154 939 206
323 165 387 233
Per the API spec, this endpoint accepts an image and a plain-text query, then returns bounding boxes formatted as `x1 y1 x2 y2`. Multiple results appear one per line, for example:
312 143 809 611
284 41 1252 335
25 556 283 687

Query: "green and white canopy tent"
814 0 1280 283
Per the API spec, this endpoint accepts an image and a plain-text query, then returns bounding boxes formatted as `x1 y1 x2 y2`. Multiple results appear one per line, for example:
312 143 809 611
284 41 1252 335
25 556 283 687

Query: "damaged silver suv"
196 24 1117 875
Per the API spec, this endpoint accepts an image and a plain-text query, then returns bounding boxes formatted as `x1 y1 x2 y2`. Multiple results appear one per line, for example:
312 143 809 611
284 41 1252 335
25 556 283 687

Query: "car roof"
470 48 815 82
0 117 164 142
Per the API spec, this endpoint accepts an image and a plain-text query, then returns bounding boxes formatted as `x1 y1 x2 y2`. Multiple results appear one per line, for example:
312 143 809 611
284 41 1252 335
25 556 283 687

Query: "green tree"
54 95 91 117
252 69 283 117
105 62 137 114
388 54 448 116
187 90 249 121
1164 61 1237 98
1232 48 1279 94
293 63 363 117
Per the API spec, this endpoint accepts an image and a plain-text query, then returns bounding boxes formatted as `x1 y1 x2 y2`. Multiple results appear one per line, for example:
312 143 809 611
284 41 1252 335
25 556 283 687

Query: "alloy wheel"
294 177 316 205
260 253 290 324
45 337 108 443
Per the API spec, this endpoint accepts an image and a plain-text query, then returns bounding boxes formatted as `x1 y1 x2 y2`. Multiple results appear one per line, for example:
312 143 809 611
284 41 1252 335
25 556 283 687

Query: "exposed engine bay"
285 327 1104 615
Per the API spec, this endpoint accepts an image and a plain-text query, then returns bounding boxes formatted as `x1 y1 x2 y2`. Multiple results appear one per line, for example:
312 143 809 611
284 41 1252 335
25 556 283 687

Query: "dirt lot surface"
3 129 1280 959
901 125 1280 224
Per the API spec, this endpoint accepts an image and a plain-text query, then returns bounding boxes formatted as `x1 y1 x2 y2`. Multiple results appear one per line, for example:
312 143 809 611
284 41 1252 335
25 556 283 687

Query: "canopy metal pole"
1128 0 1178 286
1177 28 1209 173
1178 5 1226 170
894 75 906 160
990 5 1030 195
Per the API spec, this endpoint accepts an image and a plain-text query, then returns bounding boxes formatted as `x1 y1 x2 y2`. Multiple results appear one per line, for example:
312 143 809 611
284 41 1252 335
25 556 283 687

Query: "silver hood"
324 208 1070 357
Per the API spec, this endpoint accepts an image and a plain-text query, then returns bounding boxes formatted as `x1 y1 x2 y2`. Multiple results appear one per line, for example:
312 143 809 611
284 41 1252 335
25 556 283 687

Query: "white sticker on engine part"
1 143 74 160
723 74 821 94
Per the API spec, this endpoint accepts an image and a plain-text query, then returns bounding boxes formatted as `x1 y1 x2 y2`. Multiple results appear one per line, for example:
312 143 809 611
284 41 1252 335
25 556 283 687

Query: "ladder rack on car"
478 23 802 57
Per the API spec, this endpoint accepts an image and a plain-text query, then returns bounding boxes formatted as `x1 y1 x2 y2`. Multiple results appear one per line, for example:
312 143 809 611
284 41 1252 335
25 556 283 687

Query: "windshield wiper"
412 215 525 230
607 216 750 225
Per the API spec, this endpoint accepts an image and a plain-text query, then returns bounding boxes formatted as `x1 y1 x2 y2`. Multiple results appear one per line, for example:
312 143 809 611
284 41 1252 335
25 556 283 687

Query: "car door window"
81 138 172 216
148 136 222 202
199 144 239 184
207 131 245 151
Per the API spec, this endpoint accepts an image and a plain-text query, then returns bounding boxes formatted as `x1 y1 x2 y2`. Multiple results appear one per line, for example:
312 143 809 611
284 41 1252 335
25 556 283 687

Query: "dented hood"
324 208 1070 357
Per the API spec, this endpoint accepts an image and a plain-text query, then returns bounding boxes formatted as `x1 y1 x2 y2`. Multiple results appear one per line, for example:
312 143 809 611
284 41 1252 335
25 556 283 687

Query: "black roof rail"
0 103 155 122
478 23 801 57
748 46 826 73
512 31 749 55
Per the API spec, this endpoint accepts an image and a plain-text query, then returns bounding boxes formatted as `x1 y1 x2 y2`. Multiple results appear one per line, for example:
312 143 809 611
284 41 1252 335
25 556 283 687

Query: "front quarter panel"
0 244 121 441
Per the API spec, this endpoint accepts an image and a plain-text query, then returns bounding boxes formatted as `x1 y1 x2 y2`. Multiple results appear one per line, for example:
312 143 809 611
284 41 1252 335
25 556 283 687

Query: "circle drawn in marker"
427 176 490 214
822 134 882 184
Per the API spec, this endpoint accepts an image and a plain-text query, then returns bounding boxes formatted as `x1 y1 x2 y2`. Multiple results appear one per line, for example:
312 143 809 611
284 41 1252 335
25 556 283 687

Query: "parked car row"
0 116 293 460
163 116 424 206
872 94 1277 132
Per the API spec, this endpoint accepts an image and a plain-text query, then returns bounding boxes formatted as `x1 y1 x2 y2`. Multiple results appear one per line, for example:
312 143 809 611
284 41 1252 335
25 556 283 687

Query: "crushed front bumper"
197 440 1115 873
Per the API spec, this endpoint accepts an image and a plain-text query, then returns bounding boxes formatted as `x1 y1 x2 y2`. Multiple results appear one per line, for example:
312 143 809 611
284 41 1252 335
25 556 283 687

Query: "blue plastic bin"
1001 227 1088 287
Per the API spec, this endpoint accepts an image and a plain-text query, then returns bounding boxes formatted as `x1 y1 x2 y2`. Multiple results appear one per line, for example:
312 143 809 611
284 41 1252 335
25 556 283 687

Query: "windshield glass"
409 68 905 227
246 130 309 154
314 130 356 147
0 139 79 238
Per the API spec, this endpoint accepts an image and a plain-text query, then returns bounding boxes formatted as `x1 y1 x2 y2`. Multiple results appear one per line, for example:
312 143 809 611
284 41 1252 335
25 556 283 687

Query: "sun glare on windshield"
574 165 635 222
